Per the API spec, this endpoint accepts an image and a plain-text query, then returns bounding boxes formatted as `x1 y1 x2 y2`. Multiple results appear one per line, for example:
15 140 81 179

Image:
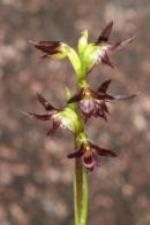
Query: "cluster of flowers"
26 21 136 171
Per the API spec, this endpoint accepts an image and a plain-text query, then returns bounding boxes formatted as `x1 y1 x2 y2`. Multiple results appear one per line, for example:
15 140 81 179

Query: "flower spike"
28 22 138 175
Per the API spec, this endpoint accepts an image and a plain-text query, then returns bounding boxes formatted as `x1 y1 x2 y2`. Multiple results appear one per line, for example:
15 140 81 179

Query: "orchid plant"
25 21 136 225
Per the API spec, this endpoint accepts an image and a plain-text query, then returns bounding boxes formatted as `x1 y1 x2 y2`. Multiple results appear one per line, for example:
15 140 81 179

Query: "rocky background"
0 0 150 225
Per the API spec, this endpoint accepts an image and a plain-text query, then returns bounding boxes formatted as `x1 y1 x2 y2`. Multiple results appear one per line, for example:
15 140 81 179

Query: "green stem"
74 159 88 225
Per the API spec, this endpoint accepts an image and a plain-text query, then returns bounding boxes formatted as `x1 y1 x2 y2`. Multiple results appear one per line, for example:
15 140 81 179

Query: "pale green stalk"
74 159 88 225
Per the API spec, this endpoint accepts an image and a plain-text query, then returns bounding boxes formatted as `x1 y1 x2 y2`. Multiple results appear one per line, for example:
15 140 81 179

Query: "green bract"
79 43 98 76
65 46 81 78
58 107 83 134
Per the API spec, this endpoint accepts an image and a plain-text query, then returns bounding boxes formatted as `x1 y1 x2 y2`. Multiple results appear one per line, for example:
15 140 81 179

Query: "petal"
97 79 112 93
100 101 109 113
37 93 56 111
67 90 83 104
22 111 51 121
90 90 99 98
98 104 109 121
112 93 138 101
93 100 109 120
101 53 115 68
46 120 60 135
67 149 84 159
79 98 95 115
91 143 117 157
96 21 113 44
82 154 96 171
30 40 60 54
97 111 108 121
104 94 115 100
110 36 135 51
97 93 115 101
36 41 60 48
98 148 117 157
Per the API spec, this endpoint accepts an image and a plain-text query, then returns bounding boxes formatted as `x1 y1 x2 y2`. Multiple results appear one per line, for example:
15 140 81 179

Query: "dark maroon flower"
23 93 61 135
68 79 137 121
23 93 82 135
67 141 117 171
94 21 135 68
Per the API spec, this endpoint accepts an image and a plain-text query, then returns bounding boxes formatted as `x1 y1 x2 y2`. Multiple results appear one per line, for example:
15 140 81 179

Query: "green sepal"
78 30 89 55
80 43 99 75
66 46 82 78
59 108 83 134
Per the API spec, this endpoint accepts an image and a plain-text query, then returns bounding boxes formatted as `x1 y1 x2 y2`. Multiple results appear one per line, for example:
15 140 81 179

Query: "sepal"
78 30 89 55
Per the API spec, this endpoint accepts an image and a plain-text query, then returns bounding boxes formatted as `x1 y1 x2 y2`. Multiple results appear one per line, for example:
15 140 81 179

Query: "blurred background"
0 0 150 225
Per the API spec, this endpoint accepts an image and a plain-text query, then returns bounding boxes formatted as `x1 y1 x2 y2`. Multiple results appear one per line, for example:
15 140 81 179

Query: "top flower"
30 21 135 79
